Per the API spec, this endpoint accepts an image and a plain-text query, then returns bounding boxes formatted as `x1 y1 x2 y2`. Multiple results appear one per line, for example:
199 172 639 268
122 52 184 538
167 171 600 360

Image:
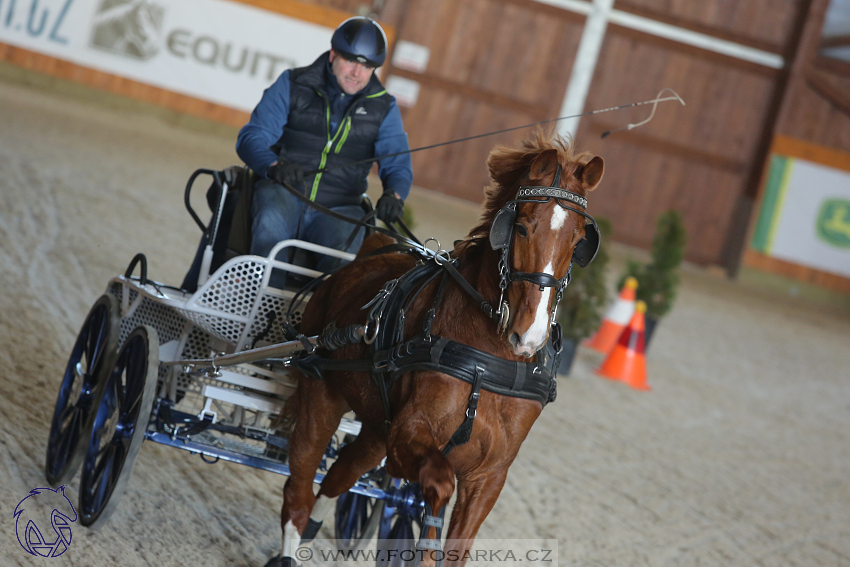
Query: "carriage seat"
181 166 374 293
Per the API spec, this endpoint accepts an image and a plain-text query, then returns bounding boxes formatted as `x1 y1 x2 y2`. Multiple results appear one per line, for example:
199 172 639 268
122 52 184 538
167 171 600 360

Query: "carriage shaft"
164 335 319 369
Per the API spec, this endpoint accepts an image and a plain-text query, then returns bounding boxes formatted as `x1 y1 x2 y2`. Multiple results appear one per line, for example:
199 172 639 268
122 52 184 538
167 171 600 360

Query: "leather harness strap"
295 259 561 438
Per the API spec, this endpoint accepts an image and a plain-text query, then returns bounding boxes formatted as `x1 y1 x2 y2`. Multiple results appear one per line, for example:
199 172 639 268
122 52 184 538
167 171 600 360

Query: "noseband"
488 164 600 329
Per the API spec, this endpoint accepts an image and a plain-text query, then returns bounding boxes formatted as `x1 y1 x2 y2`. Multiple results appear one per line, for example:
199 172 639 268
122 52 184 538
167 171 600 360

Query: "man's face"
330 49 375 95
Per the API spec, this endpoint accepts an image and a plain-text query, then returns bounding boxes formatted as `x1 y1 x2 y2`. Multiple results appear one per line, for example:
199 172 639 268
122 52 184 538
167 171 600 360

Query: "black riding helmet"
330 17 387 68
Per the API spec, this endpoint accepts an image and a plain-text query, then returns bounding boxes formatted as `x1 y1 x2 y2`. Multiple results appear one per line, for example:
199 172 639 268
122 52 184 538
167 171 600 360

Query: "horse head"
486 138 603 357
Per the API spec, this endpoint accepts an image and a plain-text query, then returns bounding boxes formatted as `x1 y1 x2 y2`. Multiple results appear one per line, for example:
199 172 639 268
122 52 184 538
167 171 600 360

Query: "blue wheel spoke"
123 345 145 409
124 385 142 419
90 442 116 488
86 310 106 373
58 404 79 431
56 409 82 461
93 454 115 505
110 443 127 485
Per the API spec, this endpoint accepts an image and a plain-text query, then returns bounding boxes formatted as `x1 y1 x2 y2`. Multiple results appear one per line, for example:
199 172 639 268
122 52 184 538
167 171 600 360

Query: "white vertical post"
557 0 615 139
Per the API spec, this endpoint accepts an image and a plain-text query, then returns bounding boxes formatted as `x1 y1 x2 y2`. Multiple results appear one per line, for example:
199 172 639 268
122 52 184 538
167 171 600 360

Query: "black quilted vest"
272 52 393 208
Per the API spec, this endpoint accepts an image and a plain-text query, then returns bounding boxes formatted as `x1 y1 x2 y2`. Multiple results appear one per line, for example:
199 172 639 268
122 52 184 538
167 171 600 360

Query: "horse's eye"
515 224 528 237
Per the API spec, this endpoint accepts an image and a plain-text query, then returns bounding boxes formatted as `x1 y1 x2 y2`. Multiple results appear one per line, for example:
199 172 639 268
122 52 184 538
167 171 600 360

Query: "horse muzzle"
507 329 547 358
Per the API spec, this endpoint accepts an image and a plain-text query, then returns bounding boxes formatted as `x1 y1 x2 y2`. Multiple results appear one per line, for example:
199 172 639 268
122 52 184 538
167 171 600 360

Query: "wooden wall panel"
573 29 780 264
614 0 806 52
381 0 585 201
781 76 850 151
578 129 747 264
401 85 542 201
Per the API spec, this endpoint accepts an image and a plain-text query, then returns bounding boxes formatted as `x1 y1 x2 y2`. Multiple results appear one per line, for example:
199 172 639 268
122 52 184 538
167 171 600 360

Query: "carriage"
46 133 603 567
44 166 421 555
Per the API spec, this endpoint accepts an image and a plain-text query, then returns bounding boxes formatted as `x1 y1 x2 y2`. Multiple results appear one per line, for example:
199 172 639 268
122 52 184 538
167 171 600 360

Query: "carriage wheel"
45 294 120 486
334 487 386 551
78 325 159 529
376 513 419 567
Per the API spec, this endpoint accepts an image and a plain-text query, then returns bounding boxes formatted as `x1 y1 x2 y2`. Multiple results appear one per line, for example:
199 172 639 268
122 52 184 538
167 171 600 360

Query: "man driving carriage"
237 16 413 282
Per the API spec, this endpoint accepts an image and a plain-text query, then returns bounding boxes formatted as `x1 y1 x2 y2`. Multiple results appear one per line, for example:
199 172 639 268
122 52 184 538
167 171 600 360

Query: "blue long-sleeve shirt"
236 69 413 200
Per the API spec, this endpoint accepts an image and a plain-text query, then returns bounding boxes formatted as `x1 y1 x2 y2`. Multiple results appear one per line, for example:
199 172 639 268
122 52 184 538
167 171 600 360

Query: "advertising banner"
0 0 337 112
751 153 850 278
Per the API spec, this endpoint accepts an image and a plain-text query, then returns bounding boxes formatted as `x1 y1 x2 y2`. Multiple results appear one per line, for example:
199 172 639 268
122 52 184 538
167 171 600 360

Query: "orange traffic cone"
584 277 638 354
595 300 649 390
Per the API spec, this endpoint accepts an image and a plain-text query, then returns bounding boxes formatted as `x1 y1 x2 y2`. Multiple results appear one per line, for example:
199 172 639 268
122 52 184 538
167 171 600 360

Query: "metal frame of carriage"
44 167 424 556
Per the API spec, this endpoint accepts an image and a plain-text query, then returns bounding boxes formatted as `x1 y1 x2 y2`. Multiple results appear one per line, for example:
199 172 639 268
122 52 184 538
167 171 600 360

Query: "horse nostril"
509 333 521 348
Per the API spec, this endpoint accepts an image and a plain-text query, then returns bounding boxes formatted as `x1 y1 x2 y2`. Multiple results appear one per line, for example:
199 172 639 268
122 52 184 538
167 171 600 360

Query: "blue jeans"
251 179 366 286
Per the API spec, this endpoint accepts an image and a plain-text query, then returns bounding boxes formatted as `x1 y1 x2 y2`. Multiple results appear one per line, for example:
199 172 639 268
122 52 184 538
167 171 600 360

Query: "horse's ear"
579 156 604 191
527 149 559 183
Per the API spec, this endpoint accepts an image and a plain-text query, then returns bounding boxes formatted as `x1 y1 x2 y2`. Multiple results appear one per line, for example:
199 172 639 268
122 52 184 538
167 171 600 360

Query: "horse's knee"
418 450 456 510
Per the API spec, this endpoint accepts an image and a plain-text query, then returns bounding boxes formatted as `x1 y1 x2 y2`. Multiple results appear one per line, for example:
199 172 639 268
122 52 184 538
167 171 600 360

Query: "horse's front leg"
299 423 387 544
443 469 510 567
274 375 348 565
386 412 456 563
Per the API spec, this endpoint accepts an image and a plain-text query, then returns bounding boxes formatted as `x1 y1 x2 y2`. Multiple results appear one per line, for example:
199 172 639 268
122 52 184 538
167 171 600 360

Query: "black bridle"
488 164 600 329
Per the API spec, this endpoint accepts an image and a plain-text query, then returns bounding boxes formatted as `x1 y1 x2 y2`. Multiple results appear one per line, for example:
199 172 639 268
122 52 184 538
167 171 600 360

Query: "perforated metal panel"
107 282 187 384
195 258 264 316
179 311 245 345
103 255 322 454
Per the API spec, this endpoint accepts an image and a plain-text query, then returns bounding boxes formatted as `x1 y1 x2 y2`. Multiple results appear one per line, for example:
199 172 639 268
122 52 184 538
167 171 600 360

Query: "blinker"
571 221 599 268
489 206 516 251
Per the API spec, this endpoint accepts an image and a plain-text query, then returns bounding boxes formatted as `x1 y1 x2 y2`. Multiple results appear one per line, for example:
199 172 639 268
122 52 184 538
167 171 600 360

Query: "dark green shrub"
618 210 687 319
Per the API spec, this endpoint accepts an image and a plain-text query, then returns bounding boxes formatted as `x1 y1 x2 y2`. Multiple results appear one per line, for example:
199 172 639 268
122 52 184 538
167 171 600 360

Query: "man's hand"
376 190 404 224
267 160 305 193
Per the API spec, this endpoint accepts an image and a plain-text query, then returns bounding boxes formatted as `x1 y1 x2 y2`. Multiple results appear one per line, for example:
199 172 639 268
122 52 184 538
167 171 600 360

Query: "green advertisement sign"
750 154 850 278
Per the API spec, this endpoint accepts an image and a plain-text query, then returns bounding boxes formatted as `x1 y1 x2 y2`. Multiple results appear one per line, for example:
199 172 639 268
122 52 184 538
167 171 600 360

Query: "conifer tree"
620 210 687 319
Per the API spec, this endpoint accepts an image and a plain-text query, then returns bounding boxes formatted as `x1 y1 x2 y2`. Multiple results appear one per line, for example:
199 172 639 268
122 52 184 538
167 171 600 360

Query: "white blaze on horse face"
550 205 568 231
282 519 301 559
517 260 554 356
517 205 570 356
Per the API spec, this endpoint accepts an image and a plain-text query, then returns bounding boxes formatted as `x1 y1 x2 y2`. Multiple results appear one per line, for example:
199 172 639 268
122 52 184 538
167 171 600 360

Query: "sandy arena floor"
2 78 850 567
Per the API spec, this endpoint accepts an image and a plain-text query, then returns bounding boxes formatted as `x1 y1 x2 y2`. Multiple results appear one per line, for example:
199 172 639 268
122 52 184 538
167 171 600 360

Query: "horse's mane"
455 128 593 257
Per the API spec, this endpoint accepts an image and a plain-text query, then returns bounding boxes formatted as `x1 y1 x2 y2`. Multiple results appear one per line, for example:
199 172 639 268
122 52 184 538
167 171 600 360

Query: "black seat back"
199 166 375 284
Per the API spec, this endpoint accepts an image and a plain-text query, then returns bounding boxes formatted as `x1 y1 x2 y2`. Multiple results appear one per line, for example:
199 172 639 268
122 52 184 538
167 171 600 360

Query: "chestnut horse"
273 132 603 565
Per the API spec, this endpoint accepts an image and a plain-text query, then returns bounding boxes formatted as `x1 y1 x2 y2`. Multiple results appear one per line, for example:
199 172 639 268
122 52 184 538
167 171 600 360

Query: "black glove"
375 191 404 224
267 160 305 193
